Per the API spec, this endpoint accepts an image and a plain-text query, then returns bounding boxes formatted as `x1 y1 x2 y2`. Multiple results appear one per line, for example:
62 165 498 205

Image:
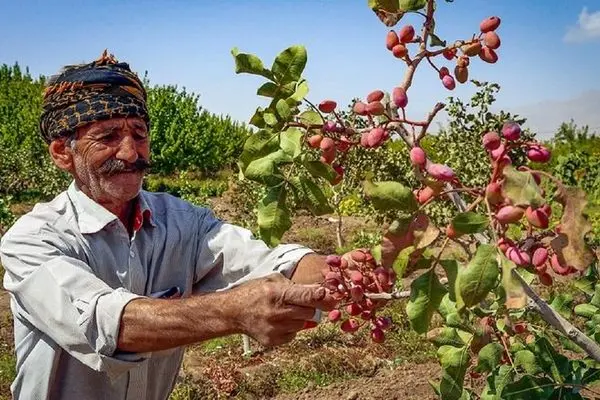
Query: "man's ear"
49 138 75 172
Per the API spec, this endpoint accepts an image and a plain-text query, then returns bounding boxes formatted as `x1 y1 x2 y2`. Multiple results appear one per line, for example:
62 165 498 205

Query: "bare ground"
273 363 441 400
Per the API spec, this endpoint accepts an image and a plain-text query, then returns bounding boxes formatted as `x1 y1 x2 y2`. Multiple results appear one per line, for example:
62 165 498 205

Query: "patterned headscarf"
39 50 150 144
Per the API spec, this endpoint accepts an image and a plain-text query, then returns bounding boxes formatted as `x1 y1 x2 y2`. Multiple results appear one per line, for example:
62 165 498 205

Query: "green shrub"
0 197 15 235
144 172 229 208
146 83 252 175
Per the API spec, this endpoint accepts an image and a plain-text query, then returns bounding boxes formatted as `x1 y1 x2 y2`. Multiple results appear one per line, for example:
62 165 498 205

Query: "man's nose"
115 135 138 164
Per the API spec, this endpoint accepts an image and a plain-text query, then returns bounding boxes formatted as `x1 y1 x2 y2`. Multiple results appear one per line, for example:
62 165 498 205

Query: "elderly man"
0 51 338 399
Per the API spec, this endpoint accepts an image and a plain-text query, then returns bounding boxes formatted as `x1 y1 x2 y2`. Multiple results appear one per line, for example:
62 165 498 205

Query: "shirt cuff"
271 245 316 279
94 288 146 357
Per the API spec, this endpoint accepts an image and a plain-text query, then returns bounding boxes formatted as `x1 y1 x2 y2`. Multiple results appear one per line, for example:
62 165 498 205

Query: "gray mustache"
98 158 151 176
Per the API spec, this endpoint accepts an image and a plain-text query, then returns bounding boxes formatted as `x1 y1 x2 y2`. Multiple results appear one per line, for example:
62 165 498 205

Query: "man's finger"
281 284 340 310
281 284 327 307
278 304 316 321
277 319 310 333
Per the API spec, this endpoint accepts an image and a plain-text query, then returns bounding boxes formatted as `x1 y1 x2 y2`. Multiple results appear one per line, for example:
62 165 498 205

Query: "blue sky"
1 1 599 135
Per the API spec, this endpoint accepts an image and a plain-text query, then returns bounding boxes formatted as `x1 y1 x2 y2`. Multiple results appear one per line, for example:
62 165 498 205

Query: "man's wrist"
188 291 243 337
291 253 327 284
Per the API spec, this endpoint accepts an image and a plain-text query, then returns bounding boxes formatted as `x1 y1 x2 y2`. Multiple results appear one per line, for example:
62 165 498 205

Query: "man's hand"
227 273 337 347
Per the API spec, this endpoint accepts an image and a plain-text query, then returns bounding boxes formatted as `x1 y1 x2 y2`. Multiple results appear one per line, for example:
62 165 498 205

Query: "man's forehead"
85 118 146 133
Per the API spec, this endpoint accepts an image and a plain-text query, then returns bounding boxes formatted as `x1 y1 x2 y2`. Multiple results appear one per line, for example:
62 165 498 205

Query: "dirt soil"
273 363 441 400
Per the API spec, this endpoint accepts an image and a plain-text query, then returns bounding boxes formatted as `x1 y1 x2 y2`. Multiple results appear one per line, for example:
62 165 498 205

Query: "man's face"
67 117 150 203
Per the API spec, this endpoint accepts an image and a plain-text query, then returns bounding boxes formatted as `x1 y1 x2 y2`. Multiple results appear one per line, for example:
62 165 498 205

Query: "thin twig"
367 277 449 300
496 331 517 372
417 102 445 141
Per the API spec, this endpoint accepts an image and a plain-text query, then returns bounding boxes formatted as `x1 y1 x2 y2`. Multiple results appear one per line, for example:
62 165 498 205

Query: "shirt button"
130 250 135 258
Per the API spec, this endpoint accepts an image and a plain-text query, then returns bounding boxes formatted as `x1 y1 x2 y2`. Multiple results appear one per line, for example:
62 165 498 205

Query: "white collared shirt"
0 181 313 400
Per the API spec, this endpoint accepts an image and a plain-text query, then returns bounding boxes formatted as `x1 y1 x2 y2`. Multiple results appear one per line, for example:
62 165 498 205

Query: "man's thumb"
282 284 326 307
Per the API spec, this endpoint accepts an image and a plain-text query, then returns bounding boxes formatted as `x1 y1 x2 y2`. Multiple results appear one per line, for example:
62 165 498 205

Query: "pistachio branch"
367 277 449 300
513 271 600 363
417 102 445 142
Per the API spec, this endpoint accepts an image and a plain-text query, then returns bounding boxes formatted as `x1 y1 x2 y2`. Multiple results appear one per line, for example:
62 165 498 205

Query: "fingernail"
314 287 326 299
302 321 318 330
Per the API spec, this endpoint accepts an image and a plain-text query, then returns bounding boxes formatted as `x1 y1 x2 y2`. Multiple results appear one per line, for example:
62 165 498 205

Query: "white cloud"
564 7 600 43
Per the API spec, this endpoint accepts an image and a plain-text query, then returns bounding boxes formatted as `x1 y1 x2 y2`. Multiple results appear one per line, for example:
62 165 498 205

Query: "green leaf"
275 99 292 121
239 131 292 186
272 45 307 84
256 82 294 98
591 284 600 308
517 267 536 285
368 0 400 12
279 128 302 159
439 346 470 400
428 327 467 348
440 259 459 302
550 293 573 319
480 365 514 400
244 156 286 186
302 158 338 183
370 0 426 12
430 33 447 47
445 312 471 332
509 341 526 353
255 83 276 98
438 293 457 320
290 79 309 102
574 303 599 319
399 0 427 11
263 111 278 126
429 379 442 397
407 269 447 333
452 212 489 235
239 130 281 173
476 343 504 373
531 336 570 383
574 276 596 296
363 180 418 213
501 375 553 400
391 245 415 278
298 110 323 126
371 244 382 263
582 368 600 385
501 165 544 209
257 185 291 246
289 176 333 216
231 47 274 80
513 350 542 374
388 217 414 236
456 244 500 311
249 107 267 128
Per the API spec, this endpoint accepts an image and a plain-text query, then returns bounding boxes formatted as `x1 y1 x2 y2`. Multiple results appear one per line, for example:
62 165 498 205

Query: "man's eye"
98 132 118 142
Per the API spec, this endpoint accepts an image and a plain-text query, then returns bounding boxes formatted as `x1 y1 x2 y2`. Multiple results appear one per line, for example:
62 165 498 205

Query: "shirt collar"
67 181 155 234
134 189 156 231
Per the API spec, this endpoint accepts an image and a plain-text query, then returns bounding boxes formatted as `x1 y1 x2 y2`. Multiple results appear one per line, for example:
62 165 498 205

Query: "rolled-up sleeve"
192 208 315 293
0 226 146 377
